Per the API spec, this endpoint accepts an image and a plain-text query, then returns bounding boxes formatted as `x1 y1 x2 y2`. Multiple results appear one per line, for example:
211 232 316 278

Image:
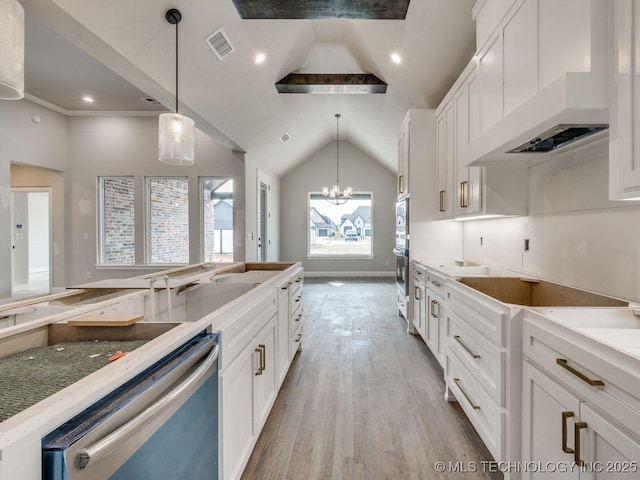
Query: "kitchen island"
0 261 303 480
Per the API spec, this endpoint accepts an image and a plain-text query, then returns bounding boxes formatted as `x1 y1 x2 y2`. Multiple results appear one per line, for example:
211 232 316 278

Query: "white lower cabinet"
522 313 640 479
412 265 427 340
220 314 277 480
522 362 640 479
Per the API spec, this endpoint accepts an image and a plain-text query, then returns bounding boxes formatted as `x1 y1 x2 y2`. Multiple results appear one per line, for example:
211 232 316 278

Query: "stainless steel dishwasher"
42 332 219 480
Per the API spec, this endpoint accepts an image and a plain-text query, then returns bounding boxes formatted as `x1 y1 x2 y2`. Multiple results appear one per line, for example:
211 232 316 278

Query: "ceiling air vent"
139 97 161 105
205 28 234 61
280 132 291 143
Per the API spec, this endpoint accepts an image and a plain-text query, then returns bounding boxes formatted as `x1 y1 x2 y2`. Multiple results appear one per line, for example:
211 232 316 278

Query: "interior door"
10 188 51 295
257 170 270 262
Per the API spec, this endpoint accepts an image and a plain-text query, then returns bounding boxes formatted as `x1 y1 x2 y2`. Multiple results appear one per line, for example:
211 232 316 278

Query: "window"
308 193 373 257
98 177 135 264
201 177 234 262
146 177 189 264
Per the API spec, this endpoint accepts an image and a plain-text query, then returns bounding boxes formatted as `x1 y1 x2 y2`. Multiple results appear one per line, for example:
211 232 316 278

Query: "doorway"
257 170 271 262
11 188 51 296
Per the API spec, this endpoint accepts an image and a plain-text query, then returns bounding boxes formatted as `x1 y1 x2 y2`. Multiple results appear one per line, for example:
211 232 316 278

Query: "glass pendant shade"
0 0 25 100
158 112 195 165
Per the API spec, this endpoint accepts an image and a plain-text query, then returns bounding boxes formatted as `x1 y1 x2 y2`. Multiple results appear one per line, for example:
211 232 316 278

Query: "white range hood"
467 72 609 167
466 0 609 167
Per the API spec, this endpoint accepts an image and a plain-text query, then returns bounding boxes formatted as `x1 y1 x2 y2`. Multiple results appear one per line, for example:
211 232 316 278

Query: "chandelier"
322 113 352 205
158 8 195 165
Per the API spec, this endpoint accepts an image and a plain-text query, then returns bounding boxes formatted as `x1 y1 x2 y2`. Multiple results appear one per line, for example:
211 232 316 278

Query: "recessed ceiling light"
82 96 94 103
254 53 266 65
391 53 402 65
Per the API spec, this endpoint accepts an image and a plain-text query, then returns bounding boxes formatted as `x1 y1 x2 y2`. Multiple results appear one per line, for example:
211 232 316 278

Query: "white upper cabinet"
468 0 609 166
397 116 410 198
436 104 455 218
436 61 528 220
610 0 640 200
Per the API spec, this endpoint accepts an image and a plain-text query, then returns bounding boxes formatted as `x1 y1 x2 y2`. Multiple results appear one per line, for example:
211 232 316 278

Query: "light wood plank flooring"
241 278 502 480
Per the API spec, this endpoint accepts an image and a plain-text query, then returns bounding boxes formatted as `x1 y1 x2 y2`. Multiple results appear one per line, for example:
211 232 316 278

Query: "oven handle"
76 344 219 470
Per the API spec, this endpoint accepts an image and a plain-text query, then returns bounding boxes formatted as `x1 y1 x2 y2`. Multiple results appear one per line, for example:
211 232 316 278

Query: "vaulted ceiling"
19 0 476 176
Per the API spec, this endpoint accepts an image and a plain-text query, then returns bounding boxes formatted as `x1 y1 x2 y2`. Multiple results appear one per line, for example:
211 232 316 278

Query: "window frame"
199 176 234 263
307 191 374 259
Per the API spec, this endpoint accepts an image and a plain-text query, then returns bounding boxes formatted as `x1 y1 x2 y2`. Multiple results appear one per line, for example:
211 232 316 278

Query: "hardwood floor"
241 278 503 480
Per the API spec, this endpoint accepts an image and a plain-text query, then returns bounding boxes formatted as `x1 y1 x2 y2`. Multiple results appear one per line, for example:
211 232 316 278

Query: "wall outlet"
83 232 89 240
86 271 92 279
385 260 390 266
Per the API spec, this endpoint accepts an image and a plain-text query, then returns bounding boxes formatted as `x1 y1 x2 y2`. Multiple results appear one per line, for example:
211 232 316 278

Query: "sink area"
185 282 257 321
457 277 630 307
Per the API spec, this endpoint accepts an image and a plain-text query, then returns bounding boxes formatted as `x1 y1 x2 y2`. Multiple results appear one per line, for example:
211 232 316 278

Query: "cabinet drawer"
523 315 640 438
446 280 511 346
425 268 447 298
446 351 504 461
290 325 303 361
290 286 303 317
447 310 505 406
290 307 303 338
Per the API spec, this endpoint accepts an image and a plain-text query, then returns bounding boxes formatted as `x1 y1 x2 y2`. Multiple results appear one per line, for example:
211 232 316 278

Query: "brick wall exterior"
102 177 135 264
149 178 189 263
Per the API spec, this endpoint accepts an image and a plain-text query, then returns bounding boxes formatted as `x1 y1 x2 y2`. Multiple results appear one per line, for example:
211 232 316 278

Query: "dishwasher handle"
76 344 219 470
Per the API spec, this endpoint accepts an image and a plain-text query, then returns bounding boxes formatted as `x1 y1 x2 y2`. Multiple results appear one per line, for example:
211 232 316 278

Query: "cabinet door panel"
611 0 640 198
522 362 580 480
220 350 256 480
254 317 277 430
579 405 640 480
276 284 290 387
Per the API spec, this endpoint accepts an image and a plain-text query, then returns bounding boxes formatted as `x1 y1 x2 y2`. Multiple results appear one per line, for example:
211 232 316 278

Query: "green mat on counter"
0 340 148 423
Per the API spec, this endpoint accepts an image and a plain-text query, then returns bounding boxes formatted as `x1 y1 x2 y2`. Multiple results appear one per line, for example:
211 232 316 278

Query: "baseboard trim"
303 271 394 278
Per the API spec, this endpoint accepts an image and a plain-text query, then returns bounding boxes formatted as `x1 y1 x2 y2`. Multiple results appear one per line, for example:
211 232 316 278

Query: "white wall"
67 115 244 285
0 99 68 297
464 153 640 303
280 141 396 275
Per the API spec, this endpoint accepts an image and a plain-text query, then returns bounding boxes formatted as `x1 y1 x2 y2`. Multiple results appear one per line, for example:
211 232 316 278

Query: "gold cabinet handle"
439 190 446 212
414 286 421 300
295 277 302 283
255 347 263 376
454 335 481 359
431 280 441 287
574 422 588 466
460 181 469 208
295 312 302 322
430 300 438 318
556 359 604 386
562 411 575 454
453 378 480 409
399 175 405 193
295 333 302 343
258 344 266 372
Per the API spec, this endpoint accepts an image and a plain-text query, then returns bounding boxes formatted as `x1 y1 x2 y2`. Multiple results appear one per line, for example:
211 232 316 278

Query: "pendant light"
322 113 352 205
159 8 195 165
0 0 25 100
